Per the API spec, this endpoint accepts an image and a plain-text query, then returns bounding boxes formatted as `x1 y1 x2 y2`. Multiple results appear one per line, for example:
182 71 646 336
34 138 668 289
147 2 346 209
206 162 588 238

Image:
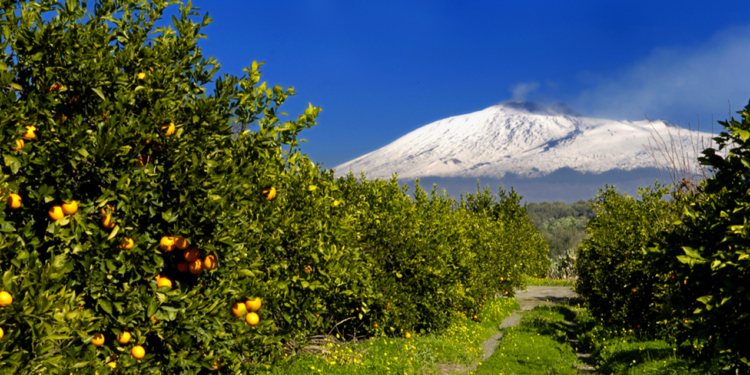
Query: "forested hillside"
526 199 595 258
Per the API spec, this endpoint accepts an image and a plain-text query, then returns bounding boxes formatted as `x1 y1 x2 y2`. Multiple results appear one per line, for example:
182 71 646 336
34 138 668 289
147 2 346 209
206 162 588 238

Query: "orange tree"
574 184 677 332
336 176 549 335
0 0 374 373
646 102 750 373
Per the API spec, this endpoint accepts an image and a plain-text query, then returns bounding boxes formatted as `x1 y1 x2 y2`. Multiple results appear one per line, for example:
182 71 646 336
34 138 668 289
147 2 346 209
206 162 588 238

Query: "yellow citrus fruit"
116 331 131 344
131 345 146 359
7 194 21 210
159 236 176 252
162 122 176 136
100 204 114 214
49 83 63 92
176 262 188 272
245 297 262 312
405 332 411 339
11 139 24 151
203 255 218 270
245 312 260 326
184 248 200 262
61 200 78 215
0 292 13 307
232 302 248 317
49 206 65 221
22 126 36 140
188 259 203 275
102 213 115 229
262 187 277 201
0 327 4 340
91 332 105 346
157 277 172 289
137 72 146 80
175 237 189 250
119 237 135 250
107 362 117 369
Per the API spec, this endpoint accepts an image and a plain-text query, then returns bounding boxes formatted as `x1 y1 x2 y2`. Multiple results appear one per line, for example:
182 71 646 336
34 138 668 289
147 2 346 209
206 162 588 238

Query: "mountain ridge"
335 102 713 180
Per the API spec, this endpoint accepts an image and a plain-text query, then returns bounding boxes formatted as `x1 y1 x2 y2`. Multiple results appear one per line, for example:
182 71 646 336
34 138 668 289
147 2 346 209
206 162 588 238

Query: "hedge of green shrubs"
576 101 750 373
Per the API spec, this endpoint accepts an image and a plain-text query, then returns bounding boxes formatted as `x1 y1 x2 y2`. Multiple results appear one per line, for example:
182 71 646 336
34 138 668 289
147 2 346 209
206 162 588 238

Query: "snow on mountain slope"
335 102 715 179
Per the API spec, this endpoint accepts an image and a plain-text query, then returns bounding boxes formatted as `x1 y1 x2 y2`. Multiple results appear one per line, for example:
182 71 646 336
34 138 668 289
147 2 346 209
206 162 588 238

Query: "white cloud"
573 25 750 129
510 82 540 102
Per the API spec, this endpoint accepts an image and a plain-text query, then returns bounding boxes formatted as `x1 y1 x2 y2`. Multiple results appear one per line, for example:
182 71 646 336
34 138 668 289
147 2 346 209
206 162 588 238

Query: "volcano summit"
335 102 714 180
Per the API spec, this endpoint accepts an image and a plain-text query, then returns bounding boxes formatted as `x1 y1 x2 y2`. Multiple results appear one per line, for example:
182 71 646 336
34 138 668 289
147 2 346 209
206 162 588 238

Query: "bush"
575 184 677 332
337 178 549 334
646 102 750 373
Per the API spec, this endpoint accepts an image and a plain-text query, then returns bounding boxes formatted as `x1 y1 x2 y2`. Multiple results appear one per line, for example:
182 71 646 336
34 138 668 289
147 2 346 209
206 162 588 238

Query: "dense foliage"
575 184 678 332
646 103 750 373
0 1 548 373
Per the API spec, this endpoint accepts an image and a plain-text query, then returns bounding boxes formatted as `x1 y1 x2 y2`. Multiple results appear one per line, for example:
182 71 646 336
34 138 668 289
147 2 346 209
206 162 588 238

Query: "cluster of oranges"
0 291 12 340
231 297 263 326
159 236 218 278
5 123 37 209
88 329 146 368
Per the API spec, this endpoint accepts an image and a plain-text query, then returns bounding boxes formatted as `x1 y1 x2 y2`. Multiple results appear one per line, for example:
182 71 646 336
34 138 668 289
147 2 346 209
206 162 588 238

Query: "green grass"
574 309 721 374
251 297 520 374
474 305 579 375
523 275 575 287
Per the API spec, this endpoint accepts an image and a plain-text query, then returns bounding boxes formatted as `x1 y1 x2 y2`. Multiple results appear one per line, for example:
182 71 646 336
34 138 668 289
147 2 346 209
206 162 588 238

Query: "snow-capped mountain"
335 102 715 179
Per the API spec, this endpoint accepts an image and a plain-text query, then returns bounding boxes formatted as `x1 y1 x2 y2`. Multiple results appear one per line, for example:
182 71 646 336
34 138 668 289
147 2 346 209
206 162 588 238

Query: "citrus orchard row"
0 1 549 373
576 103 750 372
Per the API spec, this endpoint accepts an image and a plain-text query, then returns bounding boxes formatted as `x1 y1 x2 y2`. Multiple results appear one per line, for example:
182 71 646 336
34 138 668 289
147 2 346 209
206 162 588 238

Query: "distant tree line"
526 199 595 258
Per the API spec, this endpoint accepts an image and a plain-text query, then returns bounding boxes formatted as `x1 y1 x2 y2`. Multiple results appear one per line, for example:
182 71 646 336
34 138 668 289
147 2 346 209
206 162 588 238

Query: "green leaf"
98 299 113 314
91 87 105 100
107 225 119 240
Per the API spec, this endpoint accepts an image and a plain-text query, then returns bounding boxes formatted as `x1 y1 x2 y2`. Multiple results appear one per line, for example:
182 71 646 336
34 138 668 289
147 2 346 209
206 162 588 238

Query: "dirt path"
439 286 594 374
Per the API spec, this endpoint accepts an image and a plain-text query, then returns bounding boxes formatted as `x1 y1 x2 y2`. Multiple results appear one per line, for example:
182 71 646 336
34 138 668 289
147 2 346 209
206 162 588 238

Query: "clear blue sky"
189 0 750 168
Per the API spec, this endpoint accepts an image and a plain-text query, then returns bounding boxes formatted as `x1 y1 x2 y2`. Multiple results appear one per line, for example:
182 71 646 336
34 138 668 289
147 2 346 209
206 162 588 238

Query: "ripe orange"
176 262 189 272
184 248 200 262
0 327 3 340
232 302 248 317
7 194 21 210
245 297 262 312
262 186 277 201
175 237 189 250
0 292 8 307
119 237 135 250
117 331 131 344
49 83 64 92
91 332 105 346
102 213 115 229
137 72 146 80
61 200 78 215
188 259 203 274
405 332 411 339
157 277 172 289
11 139 24 151
203 255 218 270
162 122 176 136
159 236 176 252
245 312 260 326
22 126 36 140
107 362 117 369
49 206 64 221
213 358 221 370
131 345 146 359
